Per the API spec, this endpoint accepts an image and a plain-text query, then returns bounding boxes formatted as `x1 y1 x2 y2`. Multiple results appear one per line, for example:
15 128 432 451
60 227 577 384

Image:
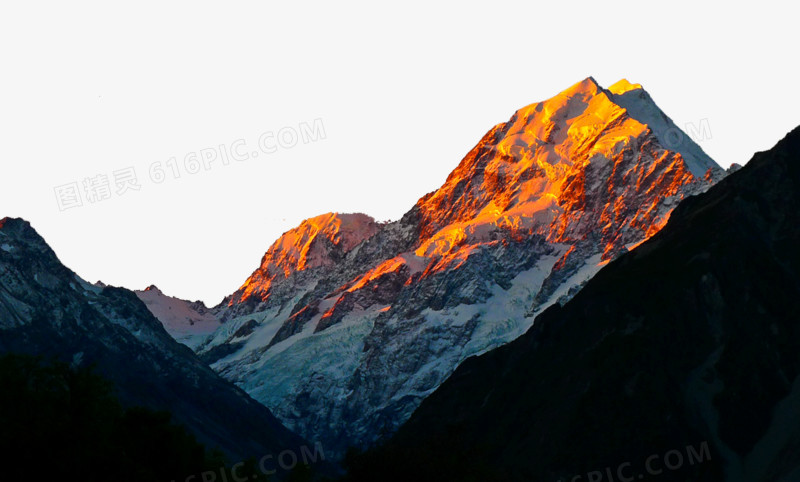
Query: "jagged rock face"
197 78 724 457
0 218 307 462
415 77 720 265
216 212 381 321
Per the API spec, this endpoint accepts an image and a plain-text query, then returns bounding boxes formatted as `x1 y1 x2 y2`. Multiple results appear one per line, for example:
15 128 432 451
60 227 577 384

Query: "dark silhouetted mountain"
0 353 226 482
0 217 310 465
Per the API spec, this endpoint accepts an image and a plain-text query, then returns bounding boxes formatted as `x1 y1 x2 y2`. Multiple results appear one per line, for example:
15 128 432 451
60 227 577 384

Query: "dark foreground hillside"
344 128 800 482
0 354 227 482
0 218 329 478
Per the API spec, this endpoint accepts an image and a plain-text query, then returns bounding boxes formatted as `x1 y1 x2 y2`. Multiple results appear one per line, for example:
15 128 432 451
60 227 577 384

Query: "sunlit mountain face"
414 77 719 264
223 213 382 315
171 77 726 457
220 78 721 311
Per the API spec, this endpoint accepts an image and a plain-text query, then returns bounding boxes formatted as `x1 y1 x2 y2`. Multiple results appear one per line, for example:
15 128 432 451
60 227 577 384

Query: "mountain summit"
415 76 722 266
186 78 724 456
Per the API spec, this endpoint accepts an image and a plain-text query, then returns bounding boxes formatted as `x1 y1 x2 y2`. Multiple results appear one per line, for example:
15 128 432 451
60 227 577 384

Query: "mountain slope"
134 285 220 348
0 217 308 464
198 77 724 456
346 126 800 481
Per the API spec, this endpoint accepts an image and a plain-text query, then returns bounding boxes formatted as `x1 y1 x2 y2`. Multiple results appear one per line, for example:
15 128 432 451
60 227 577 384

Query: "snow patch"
135 288 221 349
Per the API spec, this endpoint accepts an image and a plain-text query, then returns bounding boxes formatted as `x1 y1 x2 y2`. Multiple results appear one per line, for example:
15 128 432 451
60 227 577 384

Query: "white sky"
1 1 797 306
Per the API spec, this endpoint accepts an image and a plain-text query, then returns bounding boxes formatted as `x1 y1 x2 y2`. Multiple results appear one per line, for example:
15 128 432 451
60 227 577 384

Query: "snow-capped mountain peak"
187 78 724 457
414 77 722 266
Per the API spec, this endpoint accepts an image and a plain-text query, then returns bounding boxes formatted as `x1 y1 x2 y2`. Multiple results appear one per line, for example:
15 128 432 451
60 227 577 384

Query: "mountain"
134 285 220 349
217 212 383 322
344 126 800 481
195 77 724 457
0 217 309 464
